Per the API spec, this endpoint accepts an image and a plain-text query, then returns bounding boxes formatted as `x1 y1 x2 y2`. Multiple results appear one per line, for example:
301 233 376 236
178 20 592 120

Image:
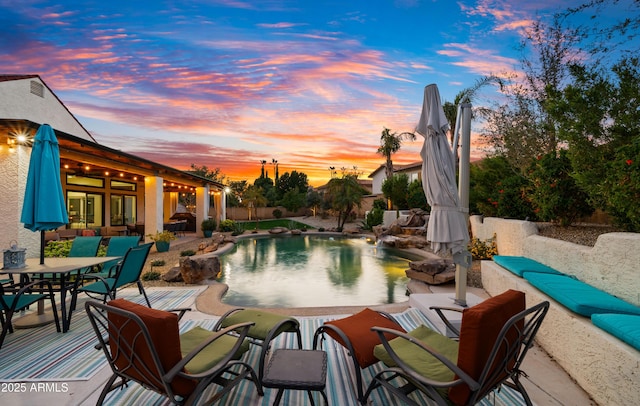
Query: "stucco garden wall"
473 216 640 406
470 215 640 306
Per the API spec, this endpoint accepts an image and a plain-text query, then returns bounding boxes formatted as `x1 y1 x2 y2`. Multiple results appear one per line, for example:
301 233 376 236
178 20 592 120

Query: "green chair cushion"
492 255 563 277
180 326 250 374
220 309 298 341
591 313 640 351
374 324 459 383
524 273 640 317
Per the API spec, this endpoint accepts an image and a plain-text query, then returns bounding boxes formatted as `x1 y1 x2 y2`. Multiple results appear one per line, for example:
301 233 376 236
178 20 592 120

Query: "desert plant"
142 271 161 281
150 259 166 267
147 230 177 243
180 249 196 257
468 234 498 260
272 208 283 218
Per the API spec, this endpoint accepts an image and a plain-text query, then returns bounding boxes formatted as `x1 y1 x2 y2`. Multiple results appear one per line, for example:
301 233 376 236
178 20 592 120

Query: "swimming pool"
217 234 424 308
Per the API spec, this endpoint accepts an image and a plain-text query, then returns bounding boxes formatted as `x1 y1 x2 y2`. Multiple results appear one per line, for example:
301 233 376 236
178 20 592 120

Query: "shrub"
150 259 166 267
364 206 384 230
528 150 593 226
219 219 236 232
272 208 283 219
180 249 196 257
45 240 106 257
142 271 161 281
468 234 498 260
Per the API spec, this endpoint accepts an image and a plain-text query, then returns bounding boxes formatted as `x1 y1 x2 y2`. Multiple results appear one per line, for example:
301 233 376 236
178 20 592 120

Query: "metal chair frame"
363 301 550 406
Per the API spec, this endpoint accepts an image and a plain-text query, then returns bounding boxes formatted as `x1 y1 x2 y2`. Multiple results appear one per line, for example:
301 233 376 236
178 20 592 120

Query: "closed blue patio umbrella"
20 124 68 264
417 84 471 305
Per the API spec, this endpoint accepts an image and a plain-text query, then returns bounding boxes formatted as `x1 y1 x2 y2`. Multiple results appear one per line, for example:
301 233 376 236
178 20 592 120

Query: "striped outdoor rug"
104 308 530 406
0 287 203 382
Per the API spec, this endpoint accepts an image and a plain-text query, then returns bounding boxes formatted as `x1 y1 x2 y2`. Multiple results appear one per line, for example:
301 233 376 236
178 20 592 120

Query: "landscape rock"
162 267 183 282
409 258 454 275
180 256 221 284
406 268 455 285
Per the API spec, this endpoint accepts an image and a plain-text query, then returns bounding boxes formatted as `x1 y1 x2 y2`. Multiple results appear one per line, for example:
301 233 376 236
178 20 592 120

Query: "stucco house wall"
0 77 93 141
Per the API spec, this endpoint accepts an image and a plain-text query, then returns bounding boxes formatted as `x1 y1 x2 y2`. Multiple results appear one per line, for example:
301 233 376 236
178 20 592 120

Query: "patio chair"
69 235 103 257
71 243 153 310
362 290 550 406
312 308 406 403
0 280 61 349
85 299 263 405
92 235 141 278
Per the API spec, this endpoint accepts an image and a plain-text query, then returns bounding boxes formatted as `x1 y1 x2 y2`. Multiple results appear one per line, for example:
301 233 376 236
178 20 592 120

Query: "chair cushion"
180 326 250 374
591 313 640 351
219 309 298 341
449 289 526 405
492 255 563 277
107 299 195 396
374 324 459 386
324 308 406 368
524 272 640 317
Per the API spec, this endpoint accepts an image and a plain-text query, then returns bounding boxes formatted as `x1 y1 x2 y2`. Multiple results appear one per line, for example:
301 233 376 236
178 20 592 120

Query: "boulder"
406 268 455 285
268 227 289 234
409 258 454 275
162 267 183 282
180 256 221 284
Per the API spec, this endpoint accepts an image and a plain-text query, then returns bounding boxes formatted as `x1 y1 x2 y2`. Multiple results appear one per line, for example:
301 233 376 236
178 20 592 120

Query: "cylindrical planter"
155 241 170 252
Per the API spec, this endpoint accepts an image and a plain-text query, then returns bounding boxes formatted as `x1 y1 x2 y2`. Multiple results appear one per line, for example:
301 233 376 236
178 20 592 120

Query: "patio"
0 284 593 405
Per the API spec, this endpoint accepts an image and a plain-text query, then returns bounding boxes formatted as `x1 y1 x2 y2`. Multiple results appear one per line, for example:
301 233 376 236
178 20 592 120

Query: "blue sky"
0 0 631 185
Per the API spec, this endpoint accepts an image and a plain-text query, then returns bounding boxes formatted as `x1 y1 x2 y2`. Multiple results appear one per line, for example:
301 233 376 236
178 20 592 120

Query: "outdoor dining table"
10 256 120 333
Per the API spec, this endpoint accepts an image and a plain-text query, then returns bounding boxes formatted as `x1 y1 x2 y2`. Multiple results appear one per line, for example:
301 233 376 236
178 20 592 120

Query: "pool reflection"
218 235 422 308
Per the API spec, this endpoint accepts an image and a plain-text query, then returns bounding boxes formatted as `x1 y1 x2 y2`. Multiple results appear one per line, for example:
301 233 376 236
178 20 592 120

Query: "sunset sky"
0 0 632 186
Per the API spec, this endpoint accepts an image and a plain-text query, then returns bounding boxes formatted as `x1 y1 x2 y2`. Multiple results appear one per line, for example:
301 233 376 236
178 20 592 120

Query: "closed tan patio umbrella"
416 84 471 305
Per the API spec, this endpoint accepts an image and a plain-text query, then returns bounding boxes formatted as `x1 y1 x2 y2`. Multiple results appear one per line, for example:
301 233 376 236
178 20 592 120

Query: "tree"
442 75 505 145
381 173 409 210
305 189 323 217
407 179 428 210
275 171 309 200
325 174 366 230
242 185 267 221
188 164 227 183
377 127 416 182
280 189 306 213
482 16 580 173
227 180 247 207
546 57 640 230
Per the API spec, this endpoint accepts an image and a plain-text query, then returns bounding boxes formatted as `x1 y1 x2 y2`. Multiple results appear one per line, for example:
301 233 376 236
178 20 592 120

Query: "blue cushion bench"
523 272 640 317
591 313 640 351
492 255 563 277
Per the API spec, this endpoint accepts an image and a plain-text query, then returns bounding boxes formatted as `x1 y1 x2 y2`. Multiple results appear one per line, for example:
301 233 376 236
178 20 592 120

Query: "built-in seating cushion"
324 308 406 368
591 313 640 351
179 326 250 374
449 289 526 405
492 255 563 277
524 273 640 317
108 299 195 396
373 325 459 397
219 309 299 340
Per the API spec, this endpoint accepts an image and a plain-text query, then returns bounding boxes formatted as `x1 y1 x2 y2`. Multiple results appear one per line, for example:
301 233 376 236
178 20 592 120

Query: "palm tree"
377 127 416 182
443 75 505 145
326 174 365 230
242 185 267 221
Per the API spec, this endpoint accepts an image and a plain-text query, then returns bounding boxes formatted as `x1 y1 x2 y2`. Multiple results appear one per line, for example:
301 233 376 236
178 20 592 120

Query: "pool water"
218 235 423 308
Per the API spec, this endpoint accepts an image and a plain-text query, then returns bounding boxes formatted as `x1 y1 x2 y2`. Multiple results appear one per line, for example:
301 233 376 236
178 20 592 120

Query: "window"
67 174 104 188
110 195 137 225
67 191 104 229
111 179 136 191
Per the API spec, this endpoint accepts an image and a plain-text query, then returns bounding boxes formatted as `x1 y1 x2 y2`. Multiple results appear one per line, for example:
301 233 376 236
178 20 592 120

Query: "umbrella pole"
455 102 473 306
40 230 45 264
